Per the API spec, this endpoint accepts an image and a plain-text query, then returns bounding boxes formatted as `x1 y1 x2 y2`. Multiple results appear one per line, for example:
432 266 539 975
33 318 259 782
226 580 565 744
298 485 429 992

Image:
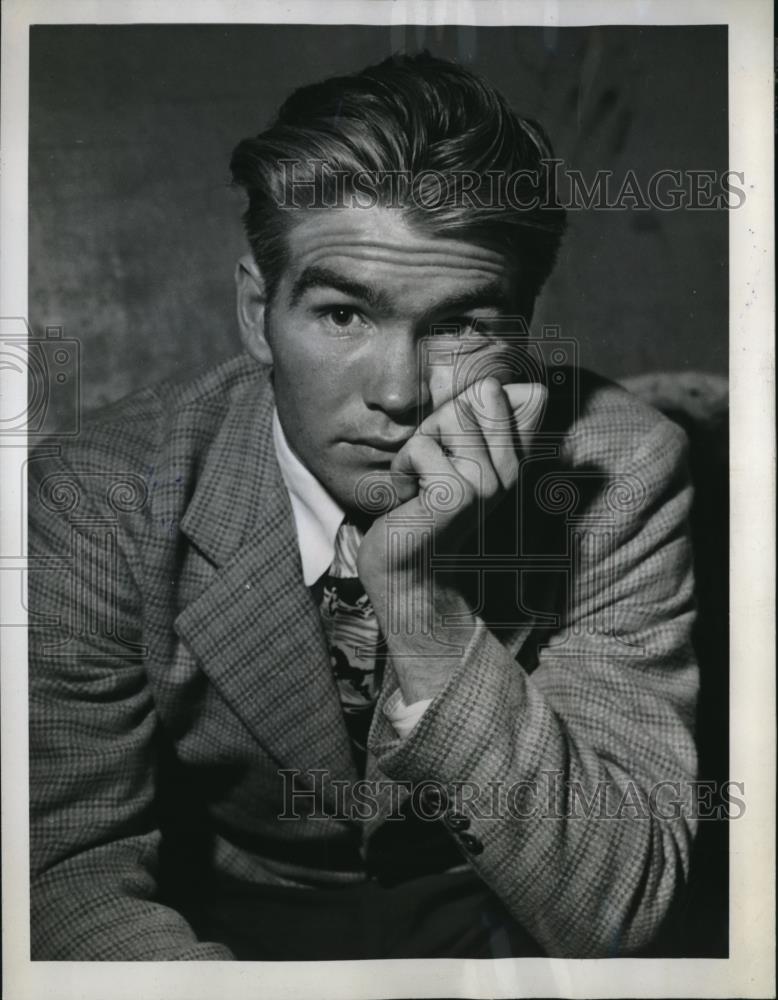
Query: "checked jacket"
28 352 699 959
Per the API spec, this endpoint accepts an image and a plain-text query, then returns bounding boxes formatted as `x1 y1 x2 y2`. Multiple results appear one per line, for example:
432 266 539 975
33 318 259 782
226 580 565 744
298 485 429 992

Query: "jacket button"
459 832 484 855
445 811 470 832
419 784 448 813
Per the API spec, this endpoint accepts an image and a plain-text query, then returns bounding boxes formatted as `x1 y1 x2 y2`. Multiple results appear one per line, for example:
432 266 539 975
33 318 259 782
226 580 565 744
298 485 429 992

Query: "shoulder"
546 366 689 475
30 352 270 479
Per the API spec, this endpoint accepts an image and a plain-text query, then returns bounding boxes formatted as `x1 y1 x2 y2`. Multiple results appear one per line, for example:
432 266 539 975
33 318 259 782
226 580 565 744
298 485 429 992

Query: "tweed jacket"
28 352 698 961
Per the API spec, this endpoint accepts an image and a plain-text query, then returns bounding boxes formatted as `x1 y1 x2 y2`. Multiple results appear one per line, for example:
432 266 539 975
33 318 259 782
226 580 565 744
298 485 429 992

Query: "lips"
352 434 412 453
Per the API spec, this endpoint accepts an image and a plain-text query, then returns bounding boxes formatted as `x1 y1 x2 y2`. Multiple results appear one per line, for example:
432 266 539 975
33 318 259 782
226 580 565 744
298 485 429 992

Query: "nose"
361 329 431 424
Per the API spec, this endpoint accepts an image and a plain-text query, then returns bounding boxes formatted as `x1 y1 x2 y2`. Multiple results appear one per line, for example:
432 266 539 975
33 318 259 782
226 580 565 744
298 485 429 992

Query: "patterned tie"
318 521 385 775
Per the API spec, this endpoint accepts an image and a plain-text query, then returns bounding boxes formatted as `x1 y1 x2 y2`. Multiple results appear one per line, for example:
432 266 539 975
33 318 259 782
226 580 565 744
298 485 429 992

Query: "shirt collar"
272 408 346 586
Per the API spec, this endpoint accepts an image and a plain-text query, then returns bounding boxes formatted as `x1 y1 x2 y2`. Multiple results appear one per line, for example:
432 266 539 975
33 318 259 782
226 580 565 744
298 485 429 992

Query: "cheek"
270 331 324 400
271 329 317 375
271 317 348 384
281 352 364 418
272 346 352 444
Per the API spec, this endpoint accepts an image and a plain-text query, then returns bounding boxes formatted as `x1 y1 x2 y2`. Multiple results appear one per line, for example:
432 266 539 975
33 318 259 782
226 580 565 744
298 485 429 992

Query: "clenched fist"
357 377 546 703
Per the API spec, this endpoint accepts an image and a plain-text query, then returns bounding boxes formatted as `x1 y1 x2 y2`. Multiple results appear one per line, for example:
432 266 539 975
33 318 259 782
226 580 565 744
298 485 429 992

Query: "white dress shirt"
272 409 431 738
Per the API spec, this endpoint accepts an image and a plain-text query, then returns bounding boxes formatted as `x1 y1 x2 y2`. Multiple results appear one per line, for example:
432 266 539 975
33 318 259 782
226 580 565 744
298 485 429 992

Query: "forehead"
281 207 512 304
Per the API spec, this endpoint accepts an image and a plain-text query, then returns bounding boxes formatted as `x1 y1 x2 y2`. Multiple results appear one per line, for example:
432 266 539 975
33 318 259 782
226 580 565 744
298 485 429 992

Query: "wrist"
373 572 478 703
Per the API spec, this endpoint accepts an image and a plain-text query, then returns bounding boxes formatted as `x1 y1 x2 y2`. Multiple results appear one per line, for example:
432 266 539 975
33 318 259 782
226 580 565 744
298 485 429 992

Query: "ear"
235 253 273 364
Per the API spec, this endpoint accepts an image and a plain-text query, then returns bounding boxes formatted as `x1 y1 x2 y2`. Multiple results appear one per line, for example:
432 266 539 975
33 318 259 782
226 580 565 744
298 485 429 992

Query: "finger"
415 389 495 495
503 381 547 452
420 378 516 493
459 377 519 491
391 433 474 517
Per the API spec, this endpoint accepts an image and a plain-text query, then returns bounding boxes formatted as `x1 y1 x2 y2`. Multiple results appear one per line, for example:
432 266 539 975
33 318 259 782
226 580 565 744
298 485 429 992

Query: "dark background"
29 24 728 420
28 23 729 958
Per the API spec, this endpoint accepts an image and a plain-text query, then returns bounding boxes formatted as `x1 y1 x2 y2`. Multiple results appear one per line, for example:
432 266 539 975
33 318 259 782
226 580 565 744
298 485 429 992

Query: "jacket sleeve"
368 417 699 957
28 445 234 960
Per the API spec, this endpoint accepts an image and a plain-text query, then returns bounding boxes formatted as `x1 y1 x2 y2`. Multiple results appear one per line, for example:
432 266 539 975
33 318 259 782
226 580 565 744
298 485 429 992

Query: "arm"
28 447 233 960
366 408 698 957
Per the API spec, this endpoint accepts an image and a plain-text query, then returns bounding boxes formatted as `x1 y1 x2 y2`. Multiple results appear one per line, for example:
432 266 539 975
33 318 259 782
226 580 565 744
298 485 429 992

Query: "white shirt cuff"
383 689 433 739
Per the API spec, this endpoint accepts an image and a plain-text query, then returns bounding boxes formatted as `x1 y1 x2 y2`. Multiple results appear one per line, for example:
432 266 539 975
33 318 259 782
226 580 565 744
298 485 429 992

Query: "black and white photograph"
1 1 773 998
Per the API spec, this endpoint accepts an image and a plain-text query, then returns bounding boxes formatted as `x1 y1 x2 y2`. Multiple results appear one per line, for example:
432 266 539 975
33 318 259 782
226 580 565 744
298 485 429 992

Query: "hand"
357 377 546 702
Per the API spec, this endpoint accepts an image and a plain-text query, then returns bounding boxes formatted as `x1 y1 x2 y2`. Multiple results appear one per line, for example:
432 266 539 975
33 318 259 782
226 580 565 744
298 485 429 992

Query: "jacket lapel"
174 368 358 788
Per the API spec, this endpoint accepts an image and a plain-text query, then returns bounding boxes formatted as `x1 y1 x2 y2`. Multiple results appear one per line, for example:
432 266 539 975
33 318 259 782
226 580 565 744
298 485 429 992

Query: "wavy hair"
230 52 566 315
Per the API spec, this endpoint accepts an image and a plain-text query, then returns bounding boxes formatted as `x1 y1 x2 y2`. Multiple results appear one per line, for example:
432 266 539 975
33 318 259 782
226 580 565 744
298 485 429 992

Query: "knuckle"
483 472 500 498
480 375 502 397
458 478 476 507
404 434 425 459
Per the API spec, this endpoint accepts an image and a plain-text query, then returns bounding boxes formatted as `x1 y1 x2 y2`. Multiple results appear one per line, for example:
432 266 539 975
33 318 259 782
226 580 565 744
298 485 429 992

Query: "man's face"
264 206 523 514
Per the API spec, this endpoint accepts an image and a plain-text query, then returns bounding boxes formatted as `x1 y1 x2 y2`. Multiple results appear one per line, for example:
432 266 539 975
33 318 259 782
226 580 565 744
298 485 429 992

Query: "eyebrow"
289 265 392 310
288 264 512 317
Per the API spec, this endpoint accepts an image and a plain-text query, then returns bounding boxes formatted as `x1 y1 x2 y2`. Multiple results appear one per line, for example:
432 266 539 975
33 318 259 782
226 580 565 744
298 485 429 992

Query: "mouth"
348 435 412 463
360 434 411 450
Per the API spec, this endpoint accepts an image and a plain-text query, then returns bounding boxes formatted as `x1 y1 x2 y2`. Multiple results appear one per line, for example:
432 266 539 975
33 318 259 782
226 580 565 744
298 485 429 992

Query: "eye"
323 306 363 329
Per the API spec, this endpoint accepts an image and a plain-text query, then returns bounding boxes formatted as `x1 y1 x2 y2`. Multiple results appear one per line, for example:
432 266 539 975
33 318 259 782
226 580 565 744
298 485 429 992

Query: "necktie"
319 521 385 774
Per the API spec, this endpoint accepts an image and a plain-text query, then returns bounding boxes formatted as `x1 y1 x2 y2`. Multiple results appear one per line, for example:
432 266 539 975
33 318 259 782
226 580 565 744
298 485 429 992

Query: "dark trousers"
185 869 544 961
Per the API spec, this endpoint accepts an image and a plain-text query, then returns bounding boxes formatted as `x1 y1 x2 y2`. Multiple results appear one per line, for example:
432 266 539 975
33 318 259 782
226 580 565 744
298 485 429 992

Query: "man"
28 53 698 961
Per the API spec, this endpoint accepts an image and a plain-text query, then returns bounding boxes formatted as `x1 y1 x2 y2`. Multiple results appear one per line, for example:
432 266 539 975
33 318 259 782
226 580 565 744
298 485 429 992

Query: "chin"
338 467 400 521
